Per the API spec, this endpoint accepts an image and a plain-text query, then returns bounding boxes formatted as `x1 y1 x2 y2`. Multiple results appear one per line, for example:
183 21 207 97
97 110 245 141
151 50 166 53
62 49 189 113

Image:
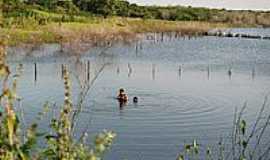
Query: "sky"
128 0 270 10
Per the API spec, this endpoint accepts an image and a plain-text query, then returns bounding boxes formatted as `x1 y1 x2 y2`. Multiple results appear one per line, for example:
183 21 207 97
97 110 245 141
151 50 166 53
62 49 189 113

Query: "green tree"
57 0 79 14
94 0 116 18
114 0 130 17
129 3 144 18
79 0 130 18
73 0 92 11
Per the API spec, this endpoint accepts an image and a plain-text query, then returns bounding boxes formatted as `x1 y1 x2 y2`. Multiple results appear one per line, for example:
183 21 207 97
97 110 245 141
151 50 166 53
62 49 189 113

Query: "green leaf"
177 154 184 160
240 120 247 135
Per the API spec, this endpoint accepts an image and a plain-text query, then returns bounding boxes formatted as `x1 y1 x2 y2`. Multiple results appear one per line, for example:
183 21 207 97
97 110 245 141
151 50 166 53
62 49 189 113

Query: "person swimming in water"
117 88 128 102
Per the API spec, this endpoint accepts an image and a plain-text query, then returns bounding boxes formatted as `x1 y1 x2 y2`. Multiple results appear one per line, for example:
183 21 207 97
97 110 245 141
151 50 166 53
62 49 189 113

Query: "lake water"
7 28 270 160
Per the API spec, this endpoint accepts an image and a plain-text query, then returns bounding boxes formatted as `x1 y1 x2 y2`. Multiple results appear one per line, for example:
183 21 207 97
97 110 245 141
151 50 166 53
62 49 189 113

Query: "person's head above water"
119 88 125 93
133 97 138 103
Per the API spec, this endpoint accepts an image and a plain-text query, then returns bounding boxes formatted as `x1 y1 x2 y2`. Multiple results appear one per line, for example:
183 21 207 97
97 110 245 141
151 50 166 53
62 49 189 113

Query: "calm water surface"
8 28 270 160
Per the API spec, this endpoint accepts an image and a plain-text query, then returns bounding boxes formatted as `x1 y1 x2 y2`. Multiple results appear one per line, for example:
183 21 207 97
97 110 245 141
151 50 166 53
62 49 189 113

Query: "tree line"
2 0 223 20
2 0 270 26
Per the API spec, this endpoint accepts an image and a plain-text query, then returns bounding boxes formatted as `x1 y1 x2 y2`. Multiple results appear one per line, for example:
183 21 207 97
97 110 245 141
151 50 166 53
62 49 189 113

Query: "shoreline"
2 18 266 57
1 18 231 49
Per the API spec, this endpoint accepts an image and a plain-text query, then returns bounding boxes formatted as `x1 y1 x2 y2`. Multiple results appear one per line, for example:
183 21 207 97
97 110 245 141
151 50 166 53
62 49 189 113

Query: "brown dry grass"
0 17 230 55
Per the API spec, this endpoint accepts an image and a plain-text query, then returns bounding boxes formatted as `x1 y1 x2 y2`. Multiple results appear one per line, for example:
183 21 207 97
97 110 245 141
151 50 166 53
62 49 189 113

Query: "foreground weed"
0 41 116 160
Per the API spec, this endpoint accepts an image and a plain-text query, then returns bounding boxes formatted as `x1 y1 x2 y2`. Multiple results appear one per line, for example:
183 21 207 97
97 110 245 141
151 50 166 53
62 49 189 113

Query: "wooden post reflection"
117 66 120 75
152 64 156 80
252 67 256 80
135 42 138 57
139 41 143 50
207 65 210 80
178 65 182 79
128 63 132 78
228 68 232 80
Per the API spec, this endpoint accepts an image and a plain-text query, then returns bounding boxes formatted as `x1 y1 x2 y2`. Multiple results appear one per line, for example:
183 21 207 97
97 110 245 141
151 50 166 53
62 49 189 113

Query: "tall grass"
0 15 230 48
1 6 232 54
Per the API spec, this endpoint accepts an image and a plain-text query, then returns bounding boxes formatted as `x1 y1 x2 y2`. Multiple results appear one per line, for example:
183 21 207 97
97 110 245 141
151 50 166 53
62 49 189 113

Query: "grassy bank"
1 1 260 50
0 17 230 48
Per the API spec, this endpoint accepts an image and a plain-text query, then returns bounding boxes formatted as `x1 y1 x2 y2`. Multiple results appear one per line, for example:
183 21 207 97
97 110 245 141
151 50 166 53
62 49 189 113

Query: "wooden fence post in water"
61 64 65 79
94 36 97 46
135 42 138 56
87 60 90 81
174 32 177 40
60 43 64 53
161 32 164 42
34 63 37 82
59 35 64 53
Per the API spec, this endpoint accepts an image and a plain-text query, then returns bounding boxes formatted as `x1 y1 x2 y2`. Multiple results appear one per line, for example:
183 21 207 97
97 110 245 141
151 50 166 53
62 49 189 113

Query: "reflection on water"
8 28 270 160
207 65 210 80
128 63 132 78
119 101 127 111
116 66 120 75
152 64 156 80
252 67 256 80
178 65 182 80
228 68 232 80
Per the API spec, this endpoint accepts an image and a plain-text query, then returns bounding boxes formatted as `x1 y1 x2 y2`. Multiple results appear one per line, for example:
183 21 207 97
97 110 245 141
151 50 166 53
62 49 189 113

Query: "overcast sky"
128 0 270 10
